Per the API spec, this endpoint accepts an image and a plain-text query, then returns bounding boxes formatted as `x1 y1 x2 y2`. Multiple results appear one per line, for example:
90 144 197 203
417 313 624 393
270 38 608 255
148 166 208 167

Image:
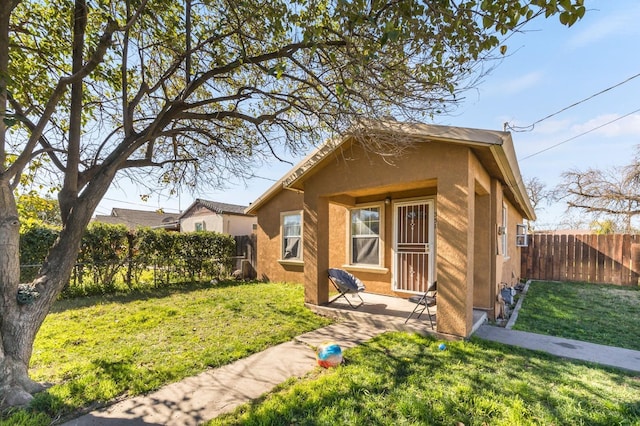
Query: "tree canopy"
0 0 587 409
555 147 640 233
3 0 587 204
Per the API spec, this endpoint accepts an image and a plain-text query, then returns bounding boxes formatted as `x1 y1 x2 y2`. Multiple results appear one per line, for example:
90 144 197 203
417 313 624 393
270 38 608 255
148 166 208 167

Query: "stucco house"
245 122 535 338
179 199 256 236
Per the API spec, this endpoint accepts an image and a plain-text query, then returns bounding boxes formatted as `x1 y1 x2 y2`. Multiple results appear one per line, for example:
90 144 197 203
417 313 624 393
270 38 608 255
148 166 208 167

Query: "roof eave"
245 137 342 214
489 138 536 221
245 123 536 220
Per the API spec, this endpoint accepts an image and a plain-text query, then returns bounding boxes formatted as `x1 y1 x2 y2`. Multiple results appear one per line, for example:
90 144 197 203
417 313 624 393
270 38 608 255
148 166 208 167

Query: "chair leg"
327 276 364 309
328 290 363 309
329 291 348 305
405 303 426 323
405 302 435 329
354 291 364 306
425 304 435 329
342 292 363 309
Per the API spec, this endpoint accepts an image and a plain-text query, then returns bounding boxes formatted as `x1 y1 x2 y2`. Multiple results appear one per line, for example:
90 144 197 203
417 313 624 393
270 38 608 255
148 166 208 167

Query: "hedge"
19 223 237 298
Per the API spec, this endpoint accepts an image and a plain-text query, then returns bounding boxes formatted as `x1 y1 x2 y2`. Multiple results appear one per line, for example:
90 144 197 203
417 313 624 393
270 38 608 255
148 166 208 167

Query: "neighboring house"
245 122 535 338
179 199 256 236
93 208 180 231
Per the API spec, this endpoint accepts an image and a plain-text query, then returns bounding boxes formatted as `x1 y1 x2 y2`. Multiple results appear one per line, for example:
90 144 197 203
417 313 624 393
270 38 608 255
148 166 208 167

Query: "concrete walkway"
62 291 640 425
474 325 640 373
62 321 391 426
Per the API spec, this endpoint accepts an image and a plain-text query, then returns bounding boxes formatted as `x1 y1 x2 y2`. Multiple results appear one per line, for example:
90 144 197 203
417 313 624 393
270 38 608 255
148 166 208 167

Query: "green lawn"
5 279 640 426
512 280 640 351
208 281 640 425
2 281 333 425
210 332 640 425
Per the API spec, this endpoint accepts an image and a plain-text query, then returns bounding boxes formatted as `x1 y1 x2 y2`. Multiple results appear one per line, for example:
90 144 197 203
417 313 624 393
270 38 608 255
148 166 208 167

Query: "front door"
393 200 435 293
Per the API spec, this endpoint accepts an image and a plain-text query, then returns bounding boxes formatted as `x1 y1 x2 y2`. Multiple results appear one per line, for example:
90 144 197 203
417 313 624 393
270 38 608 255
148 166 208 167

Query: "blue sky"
98 1 640 230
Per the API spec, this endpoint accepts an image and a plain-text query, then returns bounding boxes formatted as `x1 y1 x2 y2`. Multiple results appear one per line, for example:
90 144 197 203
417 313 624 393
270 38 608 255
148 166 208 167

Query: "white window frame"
348 203 384 267
280 210 303 262
501 203 508 259
516 223 529 247
195 221 206 232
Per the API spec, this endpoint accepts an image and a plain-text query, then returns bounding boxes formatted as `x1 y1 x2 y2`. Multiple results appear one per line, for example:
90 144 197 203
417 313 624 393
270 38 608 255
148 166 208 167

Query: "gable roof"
179 198 253 219
93 208 180 230
245 122 535 220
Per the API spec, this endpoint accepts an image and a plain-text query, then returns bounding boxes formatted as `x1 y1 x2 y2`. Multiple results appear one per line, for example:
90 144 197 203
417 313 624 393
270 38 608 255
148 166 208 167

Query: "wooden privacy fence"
521 234 640 286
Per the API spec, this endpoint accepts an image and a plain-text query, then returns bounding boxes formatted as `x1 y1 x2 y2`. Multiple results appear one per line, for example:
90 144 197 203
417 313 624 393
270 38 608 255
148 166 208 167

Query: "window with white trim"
281 211 302 260
501 204 508 258
516 224 528 247
195 221 206 231
350 205 381 265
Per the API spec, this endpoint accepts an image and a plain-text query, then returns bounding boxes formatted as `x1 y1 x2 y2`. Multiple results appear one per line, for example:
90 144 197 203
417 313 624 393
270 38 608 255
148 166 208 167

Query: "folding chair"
405 281 437 328
327 268 366 309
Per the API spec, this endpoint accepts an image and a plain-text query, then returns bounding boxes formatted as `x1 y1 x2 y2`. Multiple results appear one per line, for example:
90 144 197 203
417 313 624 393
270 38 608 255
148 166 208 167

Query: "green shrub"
77 222 129 290
19 224 239 298
19 224 60 282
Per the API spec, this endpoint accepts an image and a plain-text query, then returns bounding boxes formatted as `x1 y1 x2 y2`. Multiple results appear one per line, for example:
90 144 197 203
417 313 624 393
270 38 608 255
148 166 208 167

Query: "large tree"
524 176 552 230
0 0 585 406
555 148 640 233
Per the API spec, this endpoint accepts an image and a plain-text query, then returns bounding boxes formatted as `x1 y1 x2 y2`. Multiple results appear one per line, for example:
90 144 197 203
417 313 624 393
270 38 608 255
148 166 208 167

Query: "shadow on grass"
212 332 640 426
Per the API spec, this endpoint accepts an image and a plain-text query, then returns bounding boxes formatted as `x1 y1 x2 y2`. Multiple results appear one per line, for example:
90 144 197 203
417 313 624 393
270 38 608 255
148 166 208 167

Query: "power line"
100 196 182 212
248 174 278 182
506 71 640 132
521 106 640 161
99 173 277 212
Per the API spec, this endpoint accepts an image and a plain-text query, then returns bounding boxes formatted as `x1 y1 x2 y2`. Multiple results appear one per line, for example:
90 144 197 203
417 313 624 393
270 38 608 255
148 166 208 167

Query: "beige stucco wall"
501 198 525 284
223 214 257 236
496 198 525 317
298 141 480 336
180 205 256 236
253 137 527 337
254 189 305 283
326 190 438 298
180 205 224 232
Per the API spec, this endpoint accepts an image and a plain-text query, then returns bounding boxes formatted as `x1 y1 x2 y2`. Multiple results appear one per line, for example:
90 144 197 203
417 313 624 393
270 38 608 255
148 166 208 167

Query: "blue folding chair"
327 268 366 309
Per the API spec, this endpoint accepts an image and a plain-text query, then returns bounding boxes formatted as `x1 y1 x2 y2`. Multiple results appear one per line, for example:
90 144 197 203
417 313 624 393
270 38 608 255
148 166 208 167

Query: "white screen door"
393 200 435 293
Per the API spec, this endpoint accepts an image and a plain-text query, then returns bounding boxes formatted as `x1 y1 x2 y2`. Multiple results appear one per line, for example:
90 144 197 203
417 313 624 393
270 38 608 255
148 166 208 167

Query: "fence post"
631 239 640 286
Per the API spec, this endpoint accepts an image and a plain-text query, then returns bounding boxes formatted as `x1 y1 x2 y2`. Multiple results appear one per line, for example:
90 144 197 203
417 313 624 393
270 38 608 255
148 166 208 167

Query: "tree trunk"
0 182 46 406
0 170 116 406
59 0 87 221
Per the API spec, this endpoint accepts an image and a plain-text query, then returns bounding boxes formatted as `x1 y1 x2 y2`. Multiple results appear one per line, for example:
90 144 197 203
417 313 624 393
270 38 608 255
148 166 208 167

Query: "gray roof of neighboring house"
93 208 180 230
179 199 253 219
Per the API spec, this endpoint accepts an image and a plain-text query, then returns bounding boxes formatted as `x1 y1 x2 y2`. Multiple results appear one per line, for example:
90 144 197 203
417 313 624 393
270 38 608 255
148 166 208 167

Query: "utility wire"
506 71 640 132
521 106 640 161
100 173 277 212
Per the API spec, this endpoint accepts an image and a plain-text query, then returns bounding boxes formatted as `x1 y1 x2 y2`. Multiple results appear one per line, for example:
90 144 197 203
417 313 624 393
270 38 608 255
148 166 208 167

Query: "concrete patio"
306 291 488 340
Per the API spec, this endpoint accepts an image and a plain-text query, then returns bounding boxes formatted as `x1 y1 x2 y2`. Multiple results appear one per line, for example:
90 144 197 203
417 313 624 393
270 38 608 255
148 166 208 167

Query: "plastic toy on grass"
438 343 447 351
316 342 343 368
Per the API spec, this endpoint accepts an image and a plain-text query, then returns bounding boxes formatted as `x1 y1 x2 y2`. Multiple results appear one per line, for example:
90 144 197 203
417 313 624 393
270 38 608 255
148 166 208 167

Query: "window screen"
351 207 380 265
282 212 302 259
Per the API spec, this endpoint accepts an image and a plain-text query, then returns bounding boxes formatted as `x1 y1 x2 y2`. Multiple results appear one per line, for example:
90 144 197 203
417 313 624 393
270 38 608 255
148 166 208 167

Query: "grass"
209 332 640 425
6 279 640 425
3 281 332 424
512 280 640 351
208 280 640 425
